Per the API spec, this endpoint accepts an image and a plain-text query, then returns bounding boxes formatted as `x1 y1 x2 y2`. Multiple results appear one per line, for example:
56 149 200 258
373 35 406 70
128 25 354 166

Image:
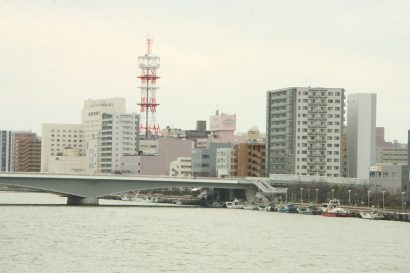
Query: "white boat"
360 210 384 220
321 199 350 217
225 198 244 209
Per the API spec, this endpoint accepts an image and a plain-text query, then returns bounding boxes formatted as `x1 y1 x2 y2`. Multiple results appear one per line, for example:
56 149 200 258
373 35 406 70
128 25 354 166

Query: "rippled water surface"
1 192 409 273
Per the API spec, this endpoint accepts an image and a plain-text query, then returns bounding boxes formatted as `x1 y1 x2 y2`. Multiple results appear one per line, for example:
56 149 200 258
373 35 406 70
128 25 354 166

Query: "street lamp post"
300 188 303 206
367 190 371 207
402 192 405 211
315 189 319 204
348 189 351 207
382 191 386 209
331 188 334 200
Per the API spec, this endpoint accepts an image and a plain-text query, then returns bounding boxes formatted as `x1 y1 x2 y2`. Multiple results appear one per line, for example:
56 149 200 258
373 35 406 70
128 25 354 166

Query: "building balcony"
307 145 326 150
307 153 326 158
307 160 326 165
307 138 326 143
308 123 327 128
308 109 327 114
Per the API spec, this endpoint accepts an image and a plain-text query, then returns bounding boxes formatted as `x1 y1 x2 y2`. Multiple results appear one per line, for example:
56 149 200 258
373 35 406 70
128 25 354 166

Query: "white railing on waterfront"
268 174 368 186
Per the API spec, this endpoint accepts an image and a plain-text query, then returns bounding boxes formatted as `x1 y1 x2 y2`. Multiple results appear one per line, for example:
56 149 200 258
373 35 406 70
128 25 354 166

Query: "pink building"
209 110 238 141
120 137 193 176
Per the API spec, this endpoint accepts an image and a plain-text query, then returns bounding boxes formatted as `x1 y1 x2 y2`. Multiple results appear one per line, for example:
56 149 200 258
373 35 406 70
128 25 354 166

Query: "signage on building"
369 165 382 172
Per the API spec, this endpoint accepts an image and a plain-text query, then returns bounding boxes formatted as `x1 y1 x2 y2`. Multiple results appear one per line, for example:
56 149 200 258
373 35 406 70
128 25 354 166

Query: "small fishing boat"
225 198 244 209
297 207 313 215
277 203 298 213
359 210 384 220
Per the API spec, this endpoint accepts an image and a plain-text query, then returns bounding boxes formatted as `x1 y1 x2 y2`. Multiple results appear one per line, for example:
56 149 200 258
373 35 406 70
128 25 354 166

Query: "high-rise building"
81 98 126 173
266 87 345 177
10 132 41 172
0 130 11 172
41 124 84 172
100 113 139 174
347 93 376 178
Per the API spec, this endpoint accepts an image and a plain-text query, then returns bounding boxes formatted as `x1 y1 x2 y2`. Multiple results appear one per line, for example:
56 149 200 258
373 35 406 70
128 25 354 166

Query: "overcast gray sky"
1 0 410 142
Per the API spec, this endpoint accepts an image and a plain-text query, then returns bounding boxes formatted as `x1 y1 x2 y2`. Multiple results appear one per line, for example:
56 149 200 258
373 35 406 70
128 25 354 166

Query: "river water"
0 192 409 273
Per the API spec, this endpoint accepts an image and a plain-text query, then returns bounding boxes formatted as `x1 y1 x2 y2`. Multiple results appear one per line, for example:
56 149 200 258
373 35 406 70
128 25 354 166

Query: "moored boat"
257 203 276 211
277 203 298 213
225 198 244 209
321 199 350 217
359 210 384 220
297 207 313 215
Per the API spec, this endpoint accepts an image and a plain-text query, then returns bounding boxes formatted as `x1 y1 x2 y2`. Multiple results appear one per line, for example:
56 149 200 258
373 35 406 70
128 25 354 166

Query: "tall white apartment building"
100 113 139 173
347 93 376 179
266 87 345 177
81 98 126 173
0 130 11 172
41 124 83 172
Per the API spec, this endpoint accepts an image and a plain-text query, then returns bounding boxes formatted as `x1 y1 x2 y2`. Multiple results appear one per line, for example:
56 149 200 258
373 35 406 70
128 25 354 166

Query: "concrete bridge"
0 173 286 205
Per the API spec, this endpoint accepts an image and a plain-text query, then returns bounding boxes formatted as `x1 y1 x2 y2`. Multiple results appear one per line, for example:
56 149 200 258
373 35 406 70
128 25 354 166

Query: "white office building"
169 157 192 177
81 98 126 173
100 113 139 173
266 87 345 177
347 93 376 179
41 124 84 172
216 147 233 178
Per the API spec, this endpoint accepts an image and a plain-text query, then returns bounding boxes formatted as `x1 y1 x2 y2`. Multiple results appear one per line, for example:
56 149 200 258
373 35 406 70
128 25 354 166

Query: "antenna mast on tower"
137 36 161 139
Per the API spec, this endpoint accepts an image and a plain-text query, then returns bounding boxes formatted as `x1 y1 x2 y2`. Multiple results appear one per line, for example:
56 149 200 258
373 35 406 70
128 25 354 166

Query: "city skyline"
1 1 410 141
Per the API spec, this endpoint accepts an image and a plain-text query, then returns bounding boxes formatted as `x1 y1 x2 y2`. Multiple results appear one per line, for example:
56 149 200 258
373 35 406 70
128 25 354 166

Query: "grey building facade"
0 130 11 172
192 142 232 177
369 164 409 193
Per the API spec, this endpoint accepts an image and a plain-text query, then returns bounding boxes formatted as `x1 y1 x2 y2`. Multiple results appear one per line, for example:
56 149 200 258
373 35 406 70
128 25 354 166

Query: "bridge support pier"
67 195 99 206
246 187 257 202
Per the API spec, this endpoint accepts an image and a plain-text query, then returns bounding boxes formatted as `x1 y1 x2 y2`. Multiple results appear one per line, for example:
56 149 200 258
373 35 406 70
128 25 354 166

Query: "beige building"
41 124 83 172
48 147 87 174
376 143 408 165
375 127 407 165
81 98 126 173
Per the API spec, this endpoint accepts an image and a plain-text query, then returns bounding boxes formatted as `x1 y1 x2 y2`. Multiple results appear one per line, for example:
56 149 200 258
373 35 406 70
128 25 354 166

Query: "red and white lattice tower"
137 37 161 139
